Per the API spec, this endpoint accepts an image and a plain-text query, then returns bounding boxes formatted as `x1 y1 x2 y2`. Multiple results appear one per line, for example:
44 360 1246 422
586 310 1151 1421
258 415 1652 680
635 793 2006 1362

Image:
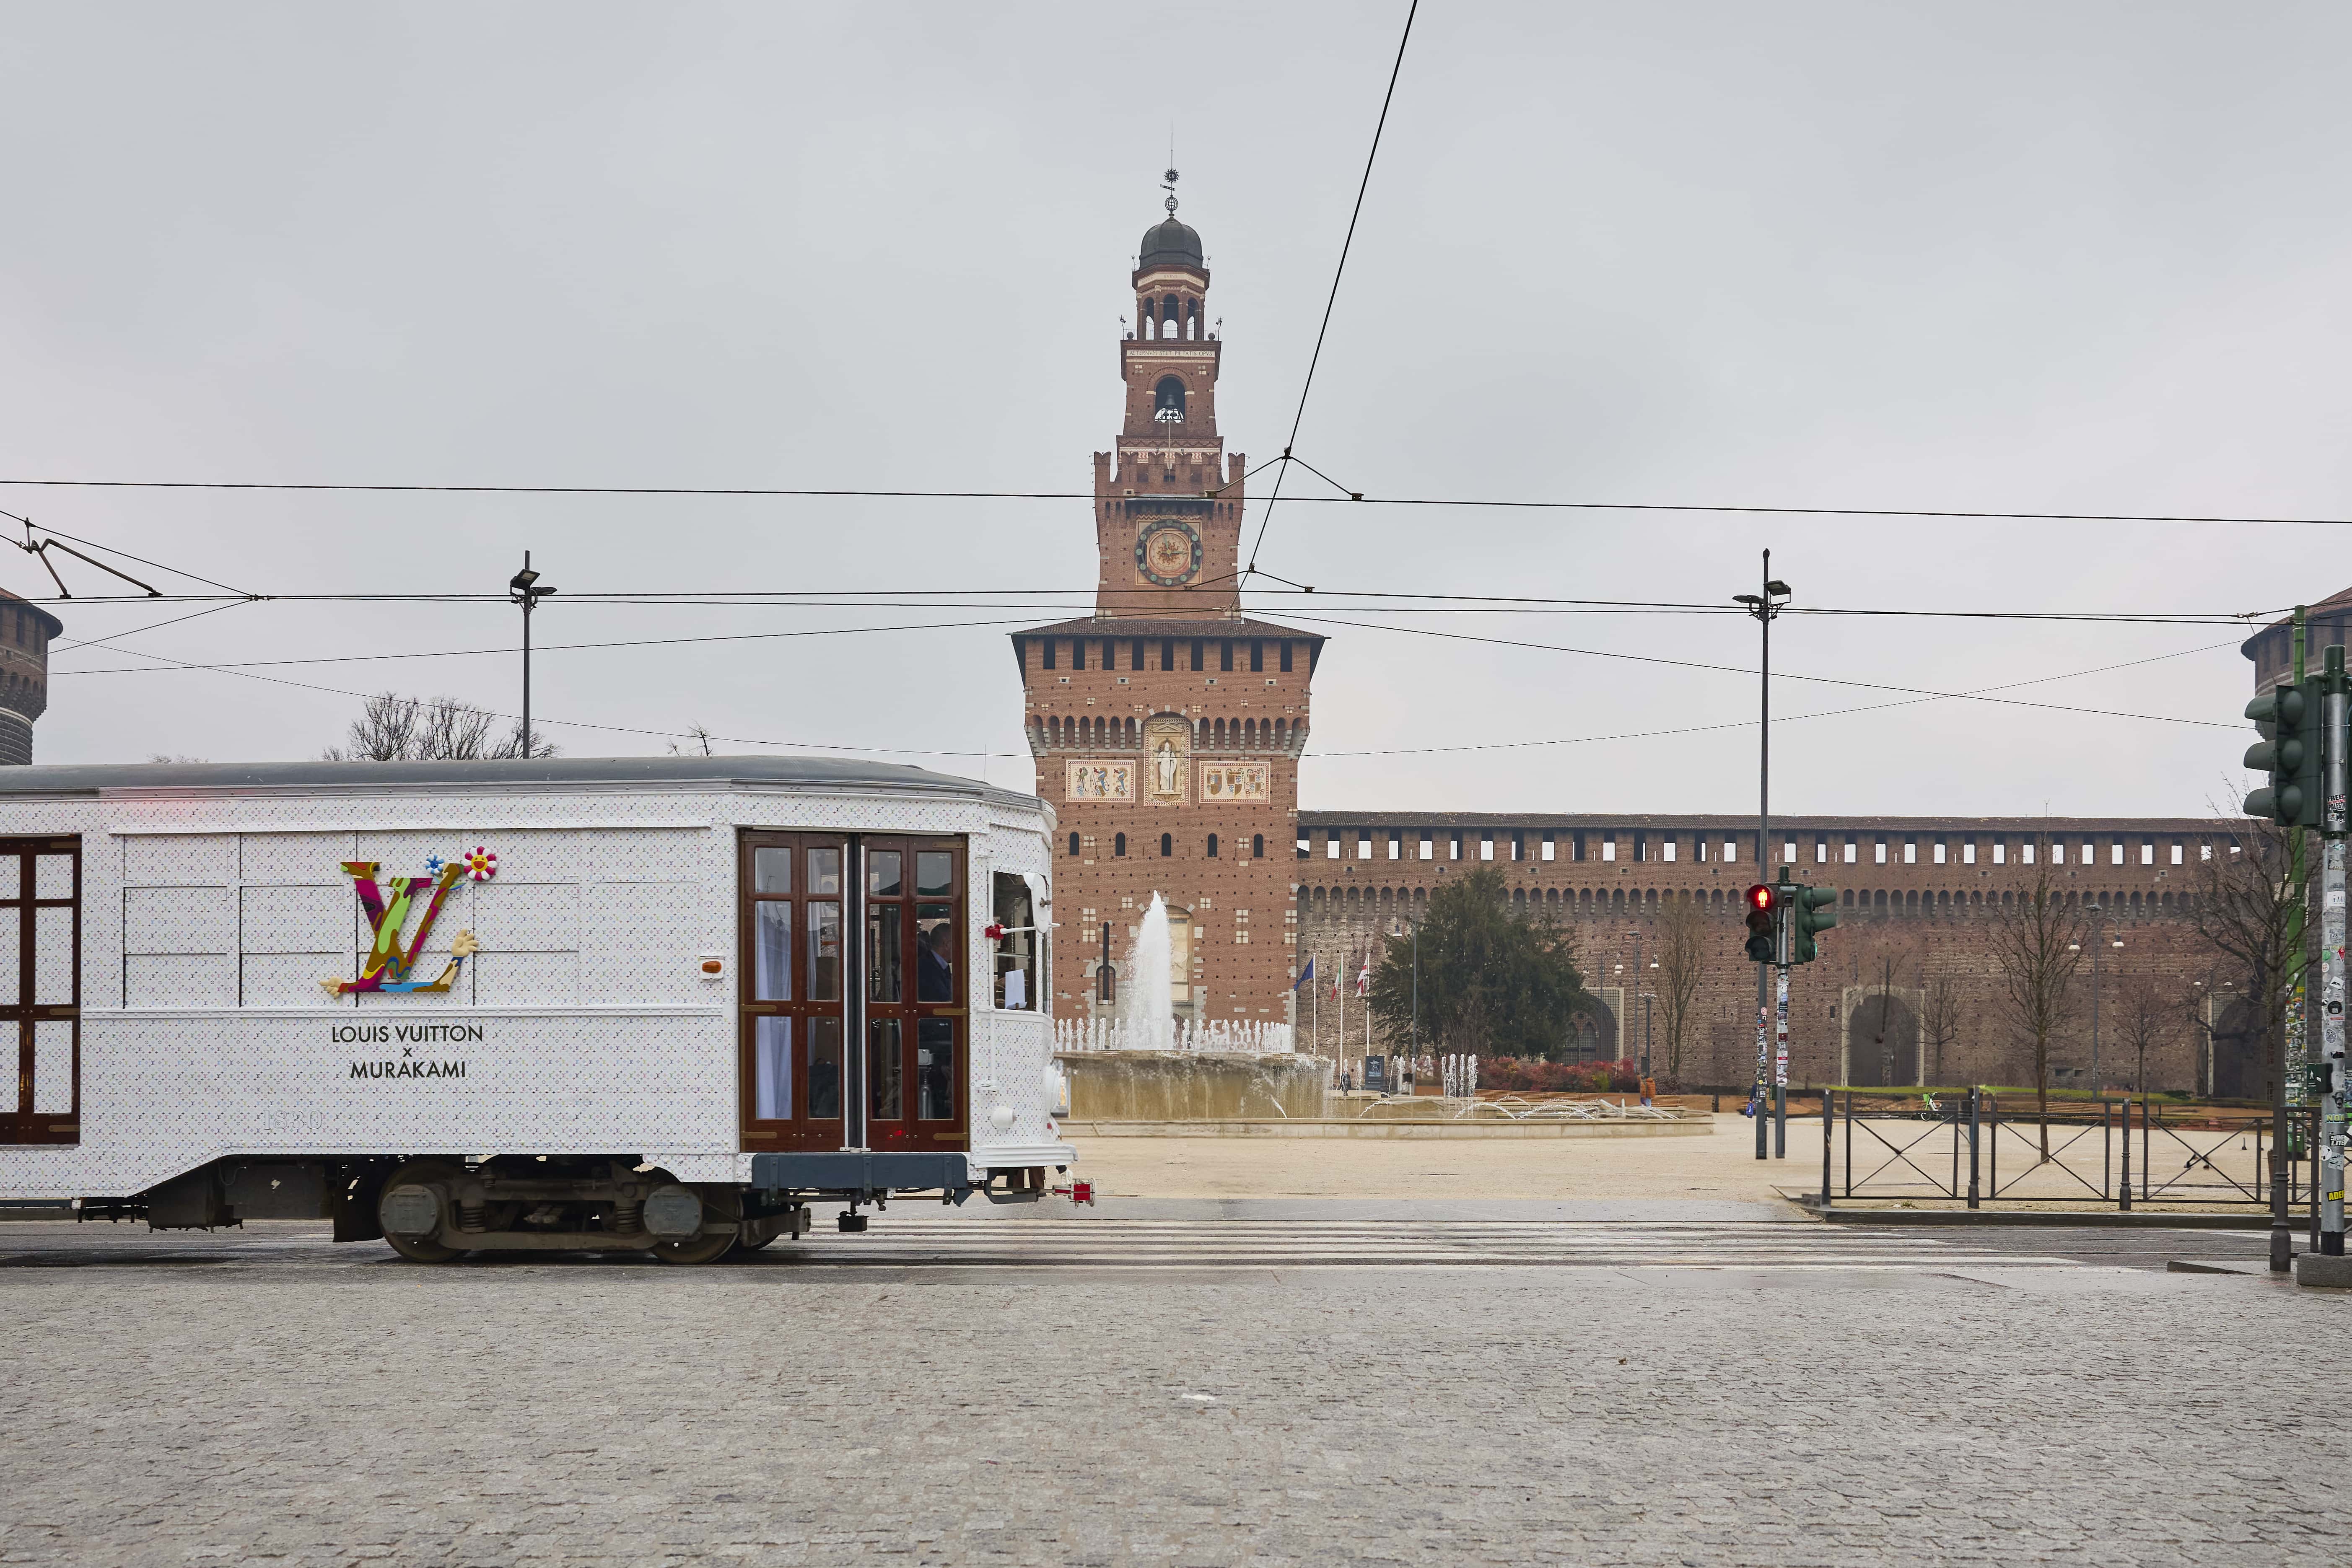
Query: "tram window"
753 847 792 893
809 902 842 1000
991 872 1036 1011
754 1017 791 1119
869 1020 903 1120
867 904 902 1000
753 902 792 1000
808 847 841 895
868 850 902 897
918 1018 955 1119
918 906 954 1001
808 1018 843 1118
916 851 954 897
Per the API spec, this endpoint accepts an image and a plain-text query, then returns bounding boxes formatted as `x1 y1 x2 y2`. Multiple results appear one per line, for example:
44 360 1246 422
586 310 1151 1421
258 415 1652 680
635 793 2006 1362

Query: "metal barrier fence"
1821 1089 2322 1213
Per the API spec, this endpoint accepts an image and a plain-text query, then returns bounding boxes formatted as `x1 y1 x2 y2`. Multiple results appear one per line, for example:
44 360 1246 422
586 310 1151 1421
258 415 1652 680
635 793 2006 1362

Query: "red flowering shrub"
1471 1057 1642 1094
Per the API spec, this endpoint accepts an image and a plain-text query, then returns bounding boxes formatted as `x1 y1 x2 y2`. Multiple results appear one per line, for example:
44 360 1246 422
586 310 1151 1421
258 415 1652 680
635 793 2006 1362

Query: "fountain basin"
1058 1050 1326 1122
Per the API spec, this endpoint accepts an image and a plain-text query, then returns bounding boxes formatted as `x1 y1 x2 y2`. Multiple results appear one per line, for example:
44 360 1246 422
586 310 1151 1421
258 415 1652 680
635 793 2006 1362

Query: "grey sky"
3 3 2345 817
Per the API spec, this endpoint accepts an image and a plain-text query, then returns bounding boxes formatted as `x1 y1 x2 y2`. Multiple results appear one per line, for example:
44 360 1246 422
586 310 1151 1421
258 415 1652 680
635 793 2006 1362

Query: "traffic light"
2245 681 2322 827
1743 883 1777 963
1789 884 1838 964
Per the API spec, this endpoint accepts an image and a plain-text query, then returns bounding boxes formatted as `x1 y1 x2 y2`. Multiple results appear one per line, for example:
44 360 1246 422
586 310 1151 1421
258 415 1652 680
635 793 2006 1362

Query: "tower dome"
1138 215 1203 269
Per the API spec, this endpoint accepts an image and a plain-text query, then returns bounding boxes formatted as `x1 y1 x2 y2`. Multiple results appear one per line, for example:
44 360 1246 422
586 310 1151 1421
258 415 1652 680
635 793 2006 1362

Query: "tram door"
739 831 965 1153
859 838 965 1153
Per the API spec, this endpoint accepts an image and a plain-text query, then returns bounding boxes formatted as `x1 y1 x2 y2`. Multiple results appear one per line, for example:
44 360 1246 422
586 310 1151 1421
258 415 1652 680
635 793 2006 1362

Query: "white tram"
0 756 1071 1263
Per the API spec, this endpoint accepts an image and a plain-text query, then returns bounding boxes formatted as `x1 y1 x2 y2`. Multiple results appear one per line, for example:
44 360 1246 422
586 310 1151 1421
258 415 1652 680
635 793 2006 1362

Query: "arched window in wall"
1160 832 1173 858
1206 833 1219 858
1154 376 1186 423
1114 833 1127 857
1068 832 1080 857
1252 834 1265 859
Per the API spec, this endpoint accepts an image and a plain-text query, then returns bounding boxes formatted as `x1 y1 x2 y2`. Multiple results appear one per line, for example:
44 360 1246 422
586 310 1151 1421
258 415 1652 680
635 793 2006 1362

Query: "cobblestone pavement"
0 1211 2341 1567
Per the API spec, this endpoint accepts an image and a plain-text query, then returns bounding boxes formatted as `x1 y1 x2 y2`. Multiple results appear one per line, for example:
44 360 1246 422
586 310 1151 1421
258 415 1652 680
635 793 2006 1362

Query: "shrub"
1473 1057 1641 1094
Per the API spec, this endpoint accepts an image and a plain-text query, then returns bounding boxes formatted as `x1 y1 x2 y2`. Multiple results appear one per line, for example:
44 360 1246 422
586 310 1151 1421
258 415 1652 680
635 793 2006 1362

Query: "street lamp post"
1640 989 1654 1079
1735 554 1792 1160
1629 928 1641 1068
508 552 556 758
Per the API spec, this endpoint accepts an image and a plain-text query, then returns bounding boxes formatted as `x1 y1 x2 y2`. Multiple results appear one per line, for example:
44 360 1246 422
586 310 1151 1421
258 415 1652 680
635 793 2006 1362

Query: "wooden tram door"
0 837 79 1147
738 832 965 1153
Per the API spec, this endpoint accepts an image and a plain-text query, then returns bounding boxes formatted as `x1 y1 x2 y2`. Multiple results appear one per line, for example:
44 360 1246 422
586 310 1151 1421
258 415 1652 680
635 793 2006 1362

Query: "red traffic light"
1745 883 1776 913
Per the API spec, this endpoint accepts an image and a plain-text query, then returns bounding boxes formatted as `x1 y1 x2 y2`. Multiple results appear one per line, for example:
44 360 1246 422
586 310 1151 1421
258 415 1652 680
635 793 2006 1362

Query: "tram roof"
0 754 1037 807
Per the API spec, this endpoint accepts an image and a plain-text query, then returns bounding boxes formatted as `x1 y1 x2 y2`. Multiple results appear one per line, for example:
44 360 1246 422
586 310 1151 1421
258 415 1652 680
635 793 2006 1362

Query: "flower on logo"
424 855 446 875
462 846 498 882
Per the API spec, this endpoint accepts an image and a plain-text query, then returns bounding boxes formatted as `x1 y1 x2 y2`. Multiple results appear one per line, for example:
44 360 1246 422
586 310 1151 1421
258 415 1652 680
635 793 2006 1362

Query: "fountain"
1053 890 1325 1120
1120 892 1176 1051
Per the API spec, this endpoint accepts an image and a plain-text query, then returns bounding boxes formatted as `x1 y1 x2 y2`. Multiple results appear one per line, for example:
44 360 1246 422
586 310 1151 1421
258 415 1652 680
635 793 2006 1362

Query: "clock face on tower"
1135 520 1203 587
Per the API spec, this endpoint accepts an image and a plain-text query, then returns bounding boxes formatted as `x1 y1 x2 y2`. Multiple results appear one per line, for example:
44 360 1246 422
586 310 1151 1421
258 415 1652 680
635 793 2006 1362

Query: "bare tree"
324 692 556 762
1920 965 1963 1086
1649 892 1707 1088
1989 861 2086 1158
2186 812 2302 1107
2112 969 2180 1098
667 724 717 757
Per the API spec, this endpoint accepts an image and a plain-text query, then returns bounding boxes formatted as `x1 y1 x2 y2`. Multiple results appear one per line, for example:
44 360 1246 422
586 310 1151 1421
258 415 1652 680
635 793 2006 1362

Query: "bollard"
1966 1086 1981 1210
2119 1096 2132 1213
1820 1089 1833 1211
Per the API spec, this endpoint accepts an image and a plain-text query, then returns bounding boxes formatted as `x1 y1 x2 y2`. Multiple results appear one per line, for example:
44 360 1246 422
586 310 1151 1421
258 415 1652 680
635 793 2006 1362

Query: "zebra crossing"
0 1214 2127 1273
749 1215 2089 1272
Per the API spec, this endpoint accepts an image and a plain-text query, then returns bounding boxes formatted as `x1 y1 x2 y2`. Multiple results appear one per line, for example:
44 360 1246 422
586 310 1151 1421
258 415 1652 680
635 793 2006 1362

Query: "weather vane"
1162 134 1178 216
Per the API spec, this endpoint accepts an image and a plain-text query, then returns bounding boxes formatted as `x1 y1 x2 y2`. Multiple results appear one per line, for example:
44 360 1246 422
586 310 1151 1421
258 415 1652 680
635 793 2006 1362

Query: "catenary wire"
1307 639 2243 757
13 582 2288 627
1242 0 1415 578
1281 612 2242 729
5 476 2346 529
54 601 2245 738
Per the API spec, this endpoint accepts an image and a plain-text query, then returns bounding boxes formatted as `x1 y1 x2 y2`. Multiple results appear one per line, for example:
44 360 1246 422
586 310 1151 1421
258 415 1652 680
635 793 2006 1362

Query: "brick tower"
0 588 58 766
1012 173 1322 1027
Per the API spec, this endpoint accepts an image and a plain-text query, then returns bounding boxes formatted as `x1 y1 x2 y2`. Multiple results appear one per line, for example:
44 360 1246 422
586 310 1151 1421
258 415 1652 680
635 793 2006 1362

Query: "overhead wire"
1308 638 2245 757
1281 612 2243 729
1242 0 1418 579
4 477 2347 529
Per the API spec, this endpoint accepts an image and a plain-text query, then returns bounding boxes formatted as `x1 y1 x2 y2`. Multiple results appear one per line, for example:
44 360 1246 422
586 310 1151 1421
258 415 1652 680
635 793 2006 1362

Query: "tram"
0 756 1073 1262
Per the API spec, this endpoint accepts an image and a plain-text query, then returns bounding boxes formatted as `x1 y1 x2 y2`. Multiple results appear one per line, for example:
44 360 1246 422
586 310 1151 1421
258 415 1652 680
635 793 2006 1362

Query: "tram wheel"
650 1182 741 1266
377 1159 463 1264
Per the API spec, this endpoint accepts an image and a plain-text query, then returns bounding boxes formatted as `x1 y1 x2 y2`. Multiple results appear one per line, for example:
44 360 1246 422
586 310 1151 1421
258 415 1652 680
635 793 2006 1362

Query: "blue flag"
1291 955 1316 992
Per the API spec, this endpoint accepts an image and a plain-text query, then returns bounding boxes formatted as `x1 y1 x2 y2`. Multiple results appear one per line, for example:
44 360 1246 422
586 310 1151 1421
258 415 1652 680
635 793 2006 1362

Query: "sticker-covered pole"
2319 644 2347 1254
1774 961 1790 1159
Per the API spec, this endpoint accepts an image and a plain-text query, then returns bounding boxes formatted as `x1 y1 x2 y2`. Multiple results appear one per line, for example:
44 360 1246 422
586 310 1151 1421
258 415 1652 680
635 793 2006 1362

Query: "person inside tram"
918 922 955 1002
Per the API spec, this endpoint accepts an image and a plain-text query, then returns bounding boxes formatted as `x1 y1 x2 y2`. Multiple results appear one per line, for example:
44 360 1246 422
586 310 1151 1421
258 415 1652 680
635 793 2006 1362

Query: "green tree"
1367 866 1591 1058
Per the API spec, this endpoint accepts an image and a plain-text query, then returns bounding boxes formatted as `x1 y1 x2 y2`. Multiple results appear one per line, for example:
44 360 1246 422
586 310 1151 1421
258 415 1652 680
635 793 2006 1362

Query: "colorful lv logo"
322 861 480 996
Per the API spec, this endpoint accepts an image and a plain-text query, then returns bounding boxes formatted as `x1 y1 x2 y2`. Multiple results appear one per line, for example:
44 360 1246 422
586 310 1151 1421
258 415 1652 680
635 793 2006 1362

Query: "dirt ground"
1067 1113 1821 1202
